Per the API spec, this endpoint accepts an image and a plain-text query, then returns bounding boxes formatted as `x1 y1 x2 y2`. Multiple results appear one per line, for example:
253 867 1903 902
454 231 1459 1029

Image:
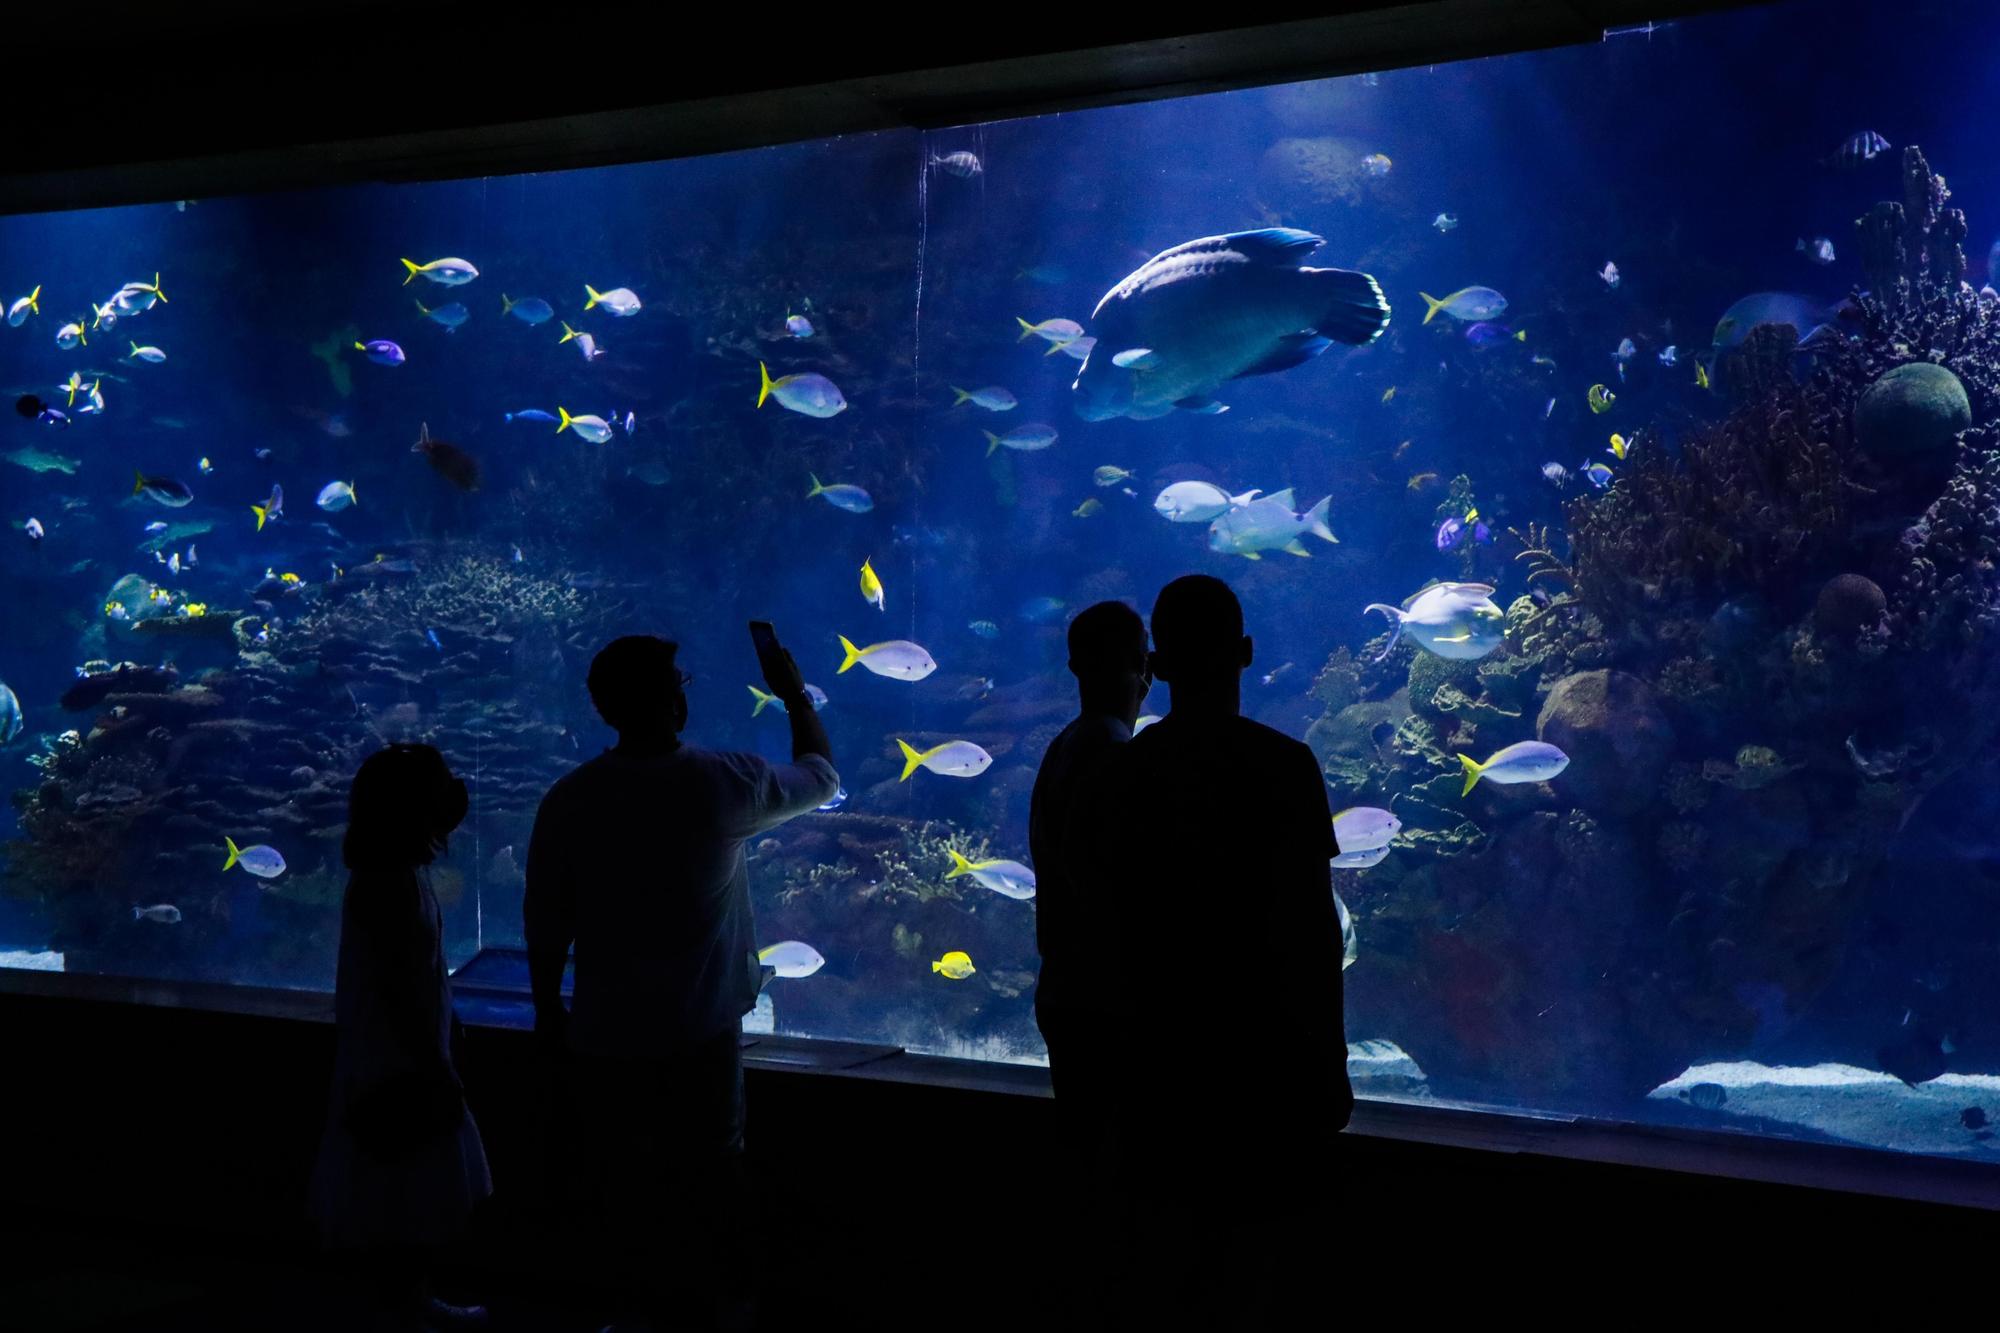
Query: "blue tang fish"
356 339 405 366
1072 228 1390 422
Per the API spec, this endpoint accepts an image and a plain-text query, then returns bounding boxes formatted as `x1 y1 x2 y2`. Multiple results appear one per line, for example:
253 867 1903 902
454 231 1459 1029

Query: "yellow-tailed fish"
1695 361 1711 390
1607 434 1629 460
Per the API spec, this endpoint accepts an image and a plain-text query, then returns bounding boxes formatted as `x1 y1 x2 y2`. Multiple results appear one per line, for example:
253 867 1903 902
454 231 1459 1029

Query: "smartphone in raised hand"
748 620 779 659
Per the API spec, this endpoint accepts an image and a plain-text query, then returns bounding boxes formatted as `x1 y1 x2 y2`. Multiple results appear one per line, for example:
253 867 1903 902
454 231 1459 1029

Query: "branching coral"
1566 369 1859 630
1878 423 2000 649
1855 145 1969 313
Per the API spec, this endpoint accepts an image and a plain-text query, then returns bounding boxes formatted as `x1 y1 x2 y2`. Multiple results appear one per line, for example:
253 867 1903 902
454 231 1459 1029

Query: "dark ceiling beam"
0 2 1752 214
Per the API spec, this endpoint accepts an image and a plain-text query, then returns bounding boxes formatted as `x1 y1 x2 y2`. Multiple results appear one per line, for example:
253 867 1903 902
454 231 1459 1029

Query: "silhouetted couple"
1032 575 1353 1325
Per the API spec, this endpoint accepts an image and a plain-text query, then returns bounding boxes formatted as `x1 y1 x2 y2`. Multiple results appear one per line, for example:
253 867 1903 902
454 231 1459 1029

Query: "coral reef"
1320 146 2000 1108
1536 670 1674 817
1814 573 1887 640
5 546 624 986
1566 368 1860 632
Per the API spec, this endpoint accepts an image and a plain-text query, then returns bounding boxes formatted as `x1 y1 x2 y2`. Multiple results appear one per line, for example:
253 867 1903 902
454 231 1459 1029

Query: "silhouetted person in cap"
1090 574 1350 1324
525 631 835 1331
1028 601 1150 1311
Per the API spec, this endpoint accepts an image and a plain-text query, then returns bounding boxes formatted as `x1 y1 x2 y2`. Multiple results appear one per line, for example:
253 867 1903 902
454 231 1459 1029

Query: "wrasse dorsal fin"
1218 227 1325 263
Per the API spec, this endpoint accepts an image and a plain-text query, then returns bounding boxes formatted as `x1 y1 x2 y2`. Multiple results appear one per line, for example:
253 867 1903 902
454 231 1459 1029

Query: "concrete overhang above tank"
0 0 1757 214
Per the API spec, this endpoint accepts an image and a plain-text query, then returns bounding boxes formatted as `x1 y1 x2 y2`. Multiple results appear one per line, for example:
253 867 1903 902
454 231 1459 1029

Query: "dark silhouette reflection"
311 742 490 1332
1087 575 1351 1324
525 632 836 1331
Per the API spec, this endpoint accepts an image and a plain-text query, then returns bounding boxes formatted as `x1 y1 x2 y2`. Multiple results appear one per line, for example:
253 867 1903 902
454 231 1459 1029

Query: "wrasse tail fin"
1312 267 1392 345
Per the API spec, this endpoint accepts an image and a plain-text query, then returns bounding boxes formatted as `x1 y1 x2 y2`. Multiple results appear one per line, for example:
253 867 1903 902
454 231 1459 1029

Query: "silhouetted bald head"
1068 601 1147 682
1150 575 1252 691
588 634 690 737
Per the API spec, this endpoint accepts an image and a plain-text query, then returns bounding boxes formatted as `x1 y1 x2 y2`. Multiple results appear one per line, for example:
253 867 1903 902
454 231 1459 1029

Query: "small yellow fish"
1392 439 1414 460
1381 386 1397 404
859 557 884 612
1407 471 1439 492
280 572 301 585
183 602 208 618
1588 384 1616 414
103 600 125 617
1073 497 1102 518
148 587 172 602
1694 361 1711 390
1607 434 1629 460
932 950 977 980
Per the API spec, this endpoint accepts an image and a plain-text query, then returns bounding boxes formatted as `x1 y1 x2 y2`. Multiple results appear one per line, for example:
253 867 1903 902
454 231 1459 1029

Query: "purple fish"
1464 322 1519 348
356 339 405 366
1435 516 1464 550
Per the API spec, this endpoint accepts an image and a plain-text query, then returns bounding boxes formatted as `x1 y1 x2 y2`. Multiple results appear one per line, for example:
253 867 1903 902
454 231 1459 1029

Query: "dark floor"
5 983 1995 1330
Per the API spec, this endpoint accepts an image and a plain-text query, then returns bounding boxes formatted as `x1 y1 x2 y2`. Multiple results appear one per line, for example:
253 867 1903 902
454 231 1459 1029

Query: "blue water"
5 0 2000 1157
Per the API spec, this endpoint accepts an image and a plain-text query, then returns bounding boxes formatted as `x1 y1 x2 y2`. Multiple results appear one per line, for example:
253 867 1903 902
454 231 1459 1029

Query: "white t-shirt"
525 744 839 1057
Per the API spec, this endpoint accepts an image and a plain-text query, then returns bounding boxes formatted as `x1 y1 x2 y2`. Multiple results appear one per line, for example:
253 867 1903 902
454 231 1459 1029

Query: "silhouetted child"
311 743 490 1332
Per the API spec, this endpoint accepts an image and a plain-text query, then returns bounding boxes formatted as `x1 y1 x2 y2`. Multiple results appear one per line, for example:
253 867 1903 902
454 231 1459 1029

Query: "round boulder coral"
1856 362 1971 457
1814 573 1886 640
1535 669 1675 817
1255 137 1370 211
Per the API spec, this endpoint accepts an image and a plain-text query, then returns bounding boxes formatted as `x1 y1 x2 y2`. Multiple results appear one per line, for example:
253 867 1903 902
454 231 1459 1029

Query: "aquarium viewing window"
6 0 2000 1179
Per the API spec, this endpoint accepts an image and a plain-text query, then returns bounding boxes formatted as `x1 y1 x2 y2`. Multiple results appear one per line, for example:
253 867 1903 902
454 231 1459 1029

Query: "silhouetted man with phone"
525 630 835 1330
1089 575 1350 1324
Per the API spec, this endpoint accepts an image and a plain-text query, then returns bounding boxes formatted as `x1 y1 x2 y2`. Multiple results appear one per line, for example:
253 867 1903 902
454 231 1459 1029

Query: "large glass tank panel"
6 0 2000 1166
